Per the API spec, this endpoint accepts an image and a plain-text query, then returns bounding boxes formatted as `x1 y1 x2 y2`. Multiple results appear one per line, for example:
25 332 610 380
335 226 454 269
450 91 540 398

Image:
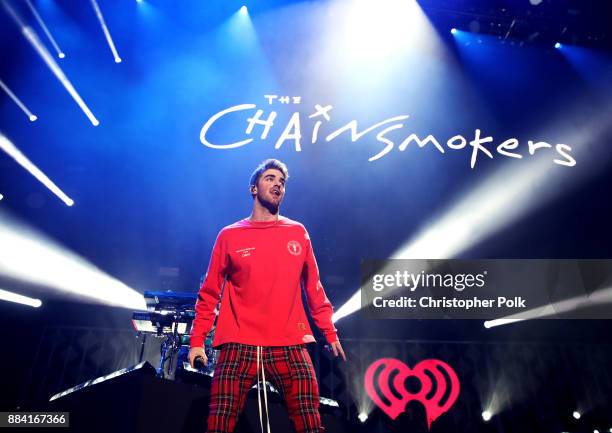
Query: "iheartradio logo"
364 358 460 429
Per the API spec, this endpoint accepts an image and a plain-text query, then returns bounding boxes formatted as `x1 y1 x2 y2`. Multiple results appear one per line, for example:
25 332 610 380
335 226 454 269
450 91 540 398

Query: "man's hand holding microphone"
188 347 208 369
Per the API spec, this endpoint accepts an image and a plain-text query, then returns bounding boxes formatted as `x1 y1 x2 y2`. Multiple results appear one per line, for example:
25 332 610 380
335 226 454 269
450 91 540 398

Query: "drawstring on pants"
256 346 271 433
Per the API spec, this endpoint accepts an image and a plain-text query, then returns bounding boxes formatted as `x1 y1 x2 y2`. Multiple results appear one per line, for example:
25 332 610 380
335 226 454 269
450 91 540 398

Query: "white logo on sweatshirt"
236 247 255 257
287 240 302 256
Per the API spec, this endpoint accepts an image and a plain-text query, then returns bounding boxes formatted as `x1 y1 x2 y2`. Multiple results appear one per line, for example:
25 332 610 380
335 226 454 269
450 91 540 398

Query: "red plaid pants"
207 343 324 433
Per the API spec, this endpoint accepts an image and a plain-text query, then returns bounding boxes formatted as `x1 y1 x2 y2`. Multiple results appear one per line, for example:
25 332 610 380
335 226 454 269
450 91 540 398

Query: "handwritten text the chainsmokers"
199 95 576 168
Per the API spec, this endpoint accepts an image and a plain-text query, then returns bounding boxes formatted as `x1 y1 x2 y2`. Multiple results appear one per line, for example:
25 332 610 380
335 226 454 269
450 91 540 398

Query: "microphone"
194 355 206 369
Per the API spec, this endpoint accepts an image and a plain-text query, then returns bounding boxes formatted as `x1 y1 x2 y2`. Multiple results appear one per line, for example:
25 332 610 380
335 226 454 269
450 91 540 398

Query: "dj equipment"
131 290 217 378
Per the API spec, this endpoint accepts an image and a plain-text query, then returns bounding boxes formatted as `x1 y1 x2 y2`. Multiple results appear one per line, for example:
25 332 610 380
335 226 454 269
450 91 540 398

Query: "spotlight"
573 411 581 420
0 133 75 206
0 288 42 308
555 42 561 49
25 0 65 59
358 412 368 423
91 0 123 64
0 79 38 122
451 28 458 35
594 430 600 433
332 0 440 65
58 52 65 59
0 193 3 201
484 318 523 328
240 5 248 15
482 410 492 422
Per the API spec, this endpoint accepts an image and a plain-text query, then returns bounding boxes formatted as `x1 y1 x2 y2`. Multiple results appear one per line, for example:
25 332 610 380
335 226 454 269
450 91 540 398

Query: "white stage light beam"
0 79 38 121
333 289 360 323
0 288 42 308
484 285 612 328
90 0 122 63
0 133 74 206
25 0 65 58
0 211 146 310
3 2 99 126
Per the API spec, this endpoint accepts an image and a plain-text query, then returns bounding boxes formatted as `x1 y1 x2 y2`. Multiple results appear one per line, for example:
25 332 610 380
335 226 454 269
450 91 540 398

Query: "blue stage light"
555 42 561 49
451 28 458 35
240 5 248 15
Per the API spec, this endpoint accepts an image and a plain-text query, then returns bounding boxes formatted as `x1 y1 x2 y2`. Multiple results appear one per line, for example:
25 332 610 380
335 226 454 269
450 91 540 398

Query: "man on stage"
189 158 346 433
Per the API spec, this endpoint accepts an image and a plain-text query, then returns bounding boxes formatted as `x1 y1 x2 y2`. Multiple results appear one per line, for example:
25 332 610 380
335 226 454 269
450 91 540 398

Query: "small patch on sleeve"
302 334 316 343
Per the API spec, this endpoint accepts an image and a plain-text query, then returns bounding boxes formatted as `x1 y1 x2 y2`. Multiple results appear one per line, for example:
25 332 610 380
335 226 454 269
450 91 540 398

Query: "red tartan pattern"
207 343 324 433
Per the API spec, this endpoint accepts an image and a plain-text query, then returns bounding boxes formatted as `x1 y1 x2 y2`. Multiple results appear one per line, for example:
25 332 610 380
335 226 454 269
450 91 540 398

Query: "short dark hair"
249 159 289 190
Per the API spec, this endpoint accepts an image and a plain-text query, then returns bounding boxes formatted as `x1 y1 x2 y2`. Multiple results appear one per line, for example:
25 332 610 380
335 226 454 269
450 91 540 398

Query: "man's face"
253 168 286 209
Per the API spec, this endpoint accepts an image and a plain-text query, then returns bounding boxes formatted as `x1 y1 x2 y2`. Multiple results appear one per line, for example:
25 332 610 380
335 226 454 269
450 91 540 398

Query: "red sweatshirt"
190 216 338 348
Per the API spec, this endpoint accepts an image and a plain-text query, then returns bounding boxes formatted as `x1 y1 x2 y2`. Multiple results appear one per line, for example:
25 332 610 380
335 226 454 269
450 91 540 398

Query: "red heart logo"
364 358 460 429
